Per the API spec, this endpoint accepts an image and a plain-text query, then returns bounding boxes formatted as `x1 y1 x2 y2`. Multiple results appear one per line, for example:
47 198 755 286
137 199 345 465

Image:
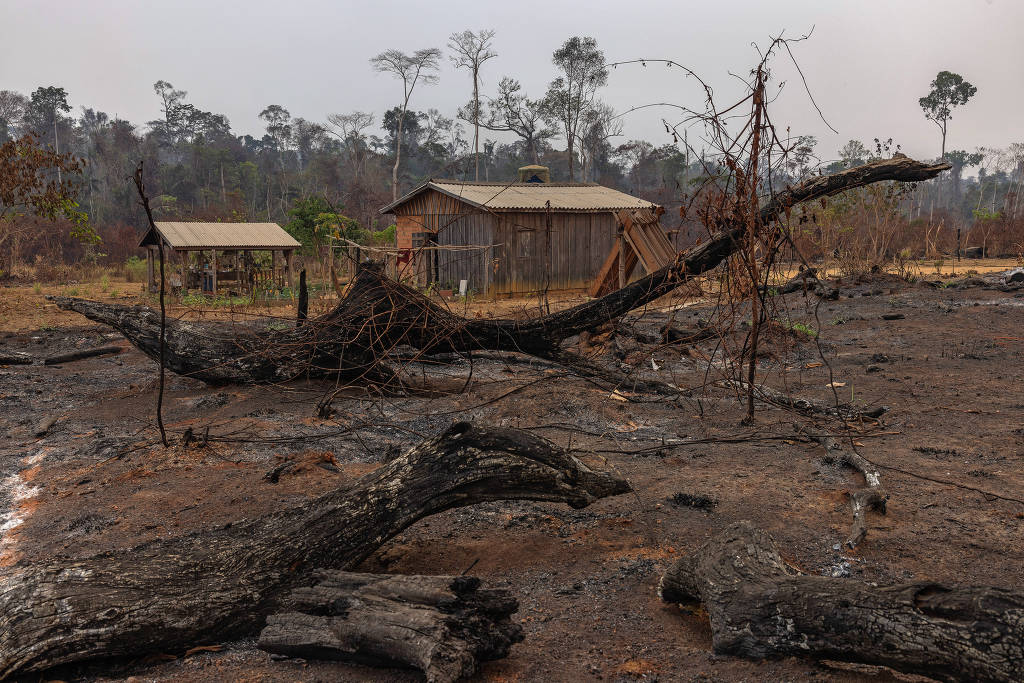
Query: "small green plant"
67 287 79 296
40 323 55 332
109 288 119 297
182 292 252 308
933 258 945 275
787 321 818 338
830 316 846 326
100 274 110 292
32 282 42 294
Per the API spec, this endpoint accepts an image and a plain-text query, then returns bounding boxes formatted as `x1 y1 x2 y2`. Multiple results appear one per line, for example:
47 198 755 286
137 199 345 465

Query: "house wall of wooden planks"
390 188 623 295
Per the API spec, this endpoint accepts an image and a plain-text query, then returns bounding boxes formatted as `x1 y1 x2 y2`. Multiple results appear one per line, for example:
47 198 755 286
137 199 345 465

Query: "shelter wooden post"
617 225 626 290
285 250 294 289
482 246 491 297
211 250 218 295
146 246 155 293
179 249 187 295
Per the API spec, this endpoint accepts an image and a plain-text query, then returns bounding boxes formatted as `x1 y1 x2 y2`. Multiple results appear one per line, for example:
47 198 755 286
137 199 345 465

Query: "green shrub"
32 282 42 294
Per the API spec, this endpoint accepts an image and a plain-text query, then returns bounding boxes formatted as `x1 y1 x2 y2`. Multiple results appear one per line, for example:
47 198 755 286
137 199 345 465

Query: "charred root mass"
660 522 1023 683
53 157 950 389
259 572 523 683
0 423 629 679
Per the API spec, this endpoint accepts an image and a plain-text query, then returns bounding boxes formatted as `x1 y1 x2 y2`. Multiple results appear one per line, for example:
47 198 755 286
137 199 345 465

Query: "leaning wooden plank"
660 522 1024 683
260 571 523 683
0 422 630 679
623 220 660 274
588 235 624 298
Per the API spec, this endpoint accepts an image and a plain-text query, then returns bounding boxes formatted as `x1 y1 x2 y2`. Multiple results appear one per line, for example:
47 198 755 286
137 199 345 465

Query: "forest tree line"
1 33 1022 277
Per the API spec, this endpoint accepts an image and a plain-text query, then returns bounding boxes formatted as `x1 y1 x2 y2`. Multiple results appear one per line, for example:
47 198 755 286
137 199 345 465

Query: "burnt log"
259 571 523 683
659 522 1024 683
53 156 949 386
43 344 124 365
0 422 629 679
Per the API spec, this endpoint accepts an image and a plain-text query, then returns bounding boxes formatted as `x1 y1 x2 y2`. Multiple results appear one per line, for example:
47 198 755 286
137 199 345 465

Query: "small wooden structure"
379 178 663 295
588 207 676 297
139 222 300 295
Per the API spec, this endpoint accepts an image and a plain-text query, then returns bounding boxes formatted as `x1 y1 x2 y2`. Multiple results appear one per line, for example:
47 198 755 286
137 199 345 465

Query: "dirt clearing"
1 275 1022 682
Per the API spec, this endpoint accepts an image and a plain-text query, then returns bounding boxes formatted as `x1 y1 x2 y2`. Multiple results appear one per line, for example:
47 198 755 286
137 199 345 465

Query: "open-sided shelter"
379 178 662 295
139 222 300 295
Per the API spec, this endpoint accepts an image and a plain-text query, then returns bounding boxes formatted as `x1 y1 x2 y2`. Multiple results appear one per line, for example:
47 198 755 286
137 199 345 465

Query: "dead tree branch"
803 430 887 548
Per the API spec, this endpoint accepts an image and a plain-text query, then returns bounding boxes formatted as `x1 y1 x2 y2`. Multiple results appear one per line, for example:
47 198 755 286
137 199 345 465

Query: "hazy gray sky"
2 0 1021 164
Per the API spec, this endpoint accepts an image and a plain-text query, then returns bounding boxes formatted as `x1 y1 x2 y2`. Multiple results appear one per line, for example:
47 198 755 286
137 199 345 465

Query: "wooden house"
139 222 300 295
379 178 662 295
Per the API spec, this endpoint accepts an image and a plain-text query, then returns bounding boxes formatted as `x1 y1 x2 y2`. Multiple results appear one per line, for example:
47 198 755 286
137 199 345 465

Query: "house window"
516 229 534 259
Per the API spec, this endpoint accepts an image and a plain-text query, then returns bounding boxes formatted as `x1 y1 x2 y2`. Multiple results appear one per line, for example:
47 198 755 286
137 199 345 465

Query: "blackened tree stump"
259 571 523 683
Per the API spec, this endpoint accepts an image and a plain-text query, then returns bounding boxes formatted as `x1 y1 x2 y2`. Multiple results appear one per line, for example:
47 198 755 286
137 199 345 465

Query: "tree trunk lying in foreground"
259 571 522 683
0 423 629 679
659 522 1023 683
53 156 950 387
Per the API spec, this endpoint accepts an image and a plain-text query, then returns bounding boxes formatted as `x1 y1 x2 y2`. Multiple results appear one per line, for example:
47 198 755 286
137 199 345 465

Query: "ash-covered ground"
1 274 1022 682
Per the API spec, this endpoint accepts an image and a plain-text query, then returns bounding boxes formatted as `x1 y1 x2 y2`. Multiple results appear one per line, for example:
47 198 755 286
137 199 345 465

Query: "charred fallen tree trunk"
259 571 523 683
54 156 949 386
660 522 1024 683
0 423 629 679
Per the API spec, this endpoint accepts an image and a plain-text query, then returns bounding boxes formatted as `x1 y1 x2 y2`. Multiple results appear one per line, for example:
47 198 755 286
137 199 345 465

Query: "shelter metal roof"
139 222 301 250
380 180 659 214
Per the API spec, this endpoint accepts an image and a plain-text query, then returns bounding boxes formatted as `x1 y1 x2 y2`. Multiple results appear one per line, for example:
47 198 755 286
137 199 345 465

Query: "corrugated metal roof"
141 222 301 250
380 180 659 214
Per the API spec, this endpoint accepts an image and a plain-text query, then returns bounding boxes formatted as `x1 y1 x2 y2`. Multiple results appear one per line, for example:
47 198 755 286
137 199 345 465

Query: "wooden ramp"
589 207 675 297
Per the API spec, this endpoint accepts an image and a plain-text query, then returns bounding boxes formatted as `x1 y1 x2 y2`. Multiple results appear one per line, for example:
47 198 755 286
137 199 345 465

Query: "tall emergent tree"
480 77 555 164
919 70 977 157
370 47 442 200
448 29 497 181
541 36 608 182
26 87 72 180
